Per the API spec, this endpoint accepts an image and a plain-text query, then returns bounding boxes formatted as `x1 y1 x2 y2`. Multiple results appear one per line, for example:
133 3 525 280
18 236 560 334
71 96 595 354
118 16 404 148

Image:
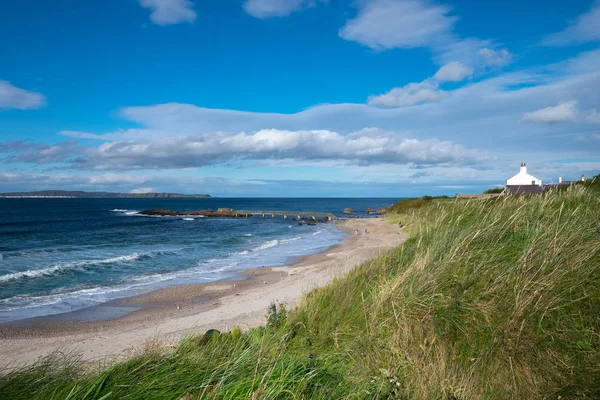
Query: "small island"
0 190 211 199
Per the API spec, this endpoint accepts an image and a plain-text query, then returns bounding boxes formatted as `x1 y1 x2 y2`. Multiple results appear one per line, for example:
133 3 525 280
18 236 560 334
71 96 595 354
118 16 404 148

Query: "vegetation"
386 195 451 216
2 183 600 399
483 187 504 194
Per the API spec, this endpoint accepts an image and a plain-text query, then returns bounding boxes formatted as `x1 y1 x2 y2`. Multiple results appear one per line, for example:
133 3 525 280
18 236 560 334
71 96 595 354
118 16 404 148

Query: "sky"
0 0 599 197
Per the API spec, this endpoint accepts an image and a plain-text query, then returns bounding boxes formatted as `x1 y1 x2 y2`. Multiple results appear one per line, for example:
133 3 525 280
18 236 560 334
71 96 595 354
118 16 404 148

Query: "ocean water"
0 198 396 323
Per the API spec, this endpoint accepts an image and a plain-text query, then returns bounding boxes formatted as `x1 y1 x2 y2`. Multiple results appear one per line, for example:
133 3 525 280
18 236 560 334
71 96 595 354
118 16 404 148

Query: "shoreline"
0 218 405 369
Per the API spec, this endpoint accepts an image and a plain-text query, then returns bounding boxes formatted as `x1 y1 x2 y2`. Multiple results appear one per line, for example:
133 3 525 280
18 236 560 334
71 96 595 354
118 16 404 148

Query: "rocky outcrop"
343 208 356 214
376 207 389 215
366 208 374 214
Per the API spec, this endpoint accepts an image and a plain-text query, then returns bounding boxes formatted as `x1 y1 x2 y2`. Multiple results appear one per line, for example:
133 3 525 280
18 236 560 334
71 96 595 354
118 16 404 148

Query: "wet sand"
0 218 405 369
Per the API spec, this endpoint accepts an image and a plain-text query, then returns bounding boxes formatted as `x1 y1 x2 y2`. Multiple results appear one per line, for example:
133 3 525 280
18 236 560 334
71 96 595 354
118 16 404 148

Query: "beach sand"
0 218 405 369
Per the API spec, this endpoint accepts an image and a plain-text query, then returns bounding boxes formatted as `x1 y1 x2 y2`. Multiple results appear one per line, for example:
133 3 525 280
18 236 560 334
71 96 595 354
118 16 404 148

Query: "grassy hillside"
2 183 599 399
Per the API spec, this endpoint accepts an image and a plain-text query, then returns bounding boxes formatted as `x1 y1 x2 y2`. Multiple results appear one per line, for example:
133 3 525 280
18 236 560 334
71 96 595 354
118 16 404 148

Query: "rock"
139 209 177 216
366 208 374 214
376 207 389 215
343 208 356 214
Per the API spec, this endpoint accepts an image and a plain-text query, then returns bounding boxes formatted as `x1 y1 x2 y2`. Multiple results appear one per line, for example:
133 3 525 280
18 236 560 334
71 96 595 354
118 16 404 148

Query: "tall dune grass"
1 183 599 399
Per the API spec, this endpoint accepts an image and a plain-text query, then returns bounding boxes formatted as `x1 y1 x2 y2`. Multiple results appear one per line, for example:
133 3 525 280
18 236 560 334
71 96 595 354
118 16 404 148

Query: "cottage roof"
507 163 542 186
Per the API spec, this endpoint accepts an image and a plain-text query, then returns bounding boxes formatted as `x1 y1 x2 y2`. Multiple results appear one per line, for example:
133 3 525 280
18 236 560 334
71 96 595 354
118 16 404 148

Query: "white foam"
251 239 279 251
111 209 139 216
249 236 302 252
182 218 194 221
0 253 142 283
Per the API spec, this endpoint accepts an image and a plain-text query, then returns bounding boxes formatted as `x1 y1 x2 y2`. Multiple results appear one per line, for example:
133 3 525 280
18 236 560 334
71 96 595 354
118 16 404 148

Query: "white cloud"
70 128 486 170
112 57 600 146
434 61 472 82
0 140 81 163
88 173 150 185
476 47 512 67
131 187 154 194
138 0 196 25
243 0 314 19
368 79 447 107
337 0 511 70
522 101 579 124
59 130 113 140
0 80 46 110
339 0 456 50
542 0 600 45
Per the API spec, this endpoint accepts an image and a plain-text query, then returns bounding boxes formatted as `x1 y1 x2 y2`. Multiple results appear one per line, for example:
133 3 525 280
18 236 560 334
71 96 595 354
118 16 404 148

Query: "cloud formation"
522 101 579 124
2 129 487 170
78 129 487 170
339 0 455 50
434 61 473 82
243 0 315 19
337 0 511 70
368 80 448 107
476 47 512 67
138 0 196 25
0 140 82 164
542 0 600 45
0 81 46 110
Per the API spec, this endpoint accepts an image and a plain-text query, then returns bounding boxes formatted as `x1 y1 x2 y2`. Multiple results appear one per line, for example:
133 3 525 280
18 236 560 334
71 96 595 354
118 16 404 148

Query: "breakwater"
138 208 338 221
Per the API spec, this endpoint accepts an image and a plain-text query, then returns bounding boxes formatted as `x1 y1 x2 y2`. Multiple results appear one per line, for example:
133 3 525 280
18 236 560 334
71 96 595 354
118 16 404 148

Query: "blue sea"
0 198 396 324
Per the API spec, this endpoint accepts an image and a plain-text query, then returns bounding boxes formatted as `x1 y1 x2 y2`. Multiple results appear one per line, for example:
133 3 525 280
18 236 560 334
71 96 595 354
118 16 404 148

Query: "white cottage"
505 163 544 194
507 163 542 186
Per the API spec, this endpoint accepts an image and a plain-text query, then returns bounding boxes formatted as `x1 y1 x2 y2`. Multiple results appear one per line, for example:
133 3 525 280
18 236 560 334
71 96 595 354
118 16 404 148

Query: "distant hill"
0 190 211 198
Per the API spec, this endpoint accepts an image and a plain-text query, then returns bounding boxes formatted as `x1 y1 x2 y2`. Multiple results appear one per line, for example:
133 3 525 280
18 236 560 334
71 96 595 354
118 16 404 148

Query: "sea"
0 198 396 324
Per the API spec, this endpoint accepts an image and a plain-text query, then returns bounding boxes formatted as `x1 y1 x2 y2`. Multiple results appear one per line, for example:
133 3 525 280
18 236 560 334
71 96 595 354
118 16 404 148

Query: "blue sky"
0 0 599 197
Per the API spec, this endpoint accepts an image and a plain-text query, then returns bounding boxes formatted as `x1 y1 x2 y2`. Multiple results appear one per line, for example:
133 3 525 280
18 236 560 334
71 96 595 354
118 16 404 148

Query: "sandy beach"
0 218 405 369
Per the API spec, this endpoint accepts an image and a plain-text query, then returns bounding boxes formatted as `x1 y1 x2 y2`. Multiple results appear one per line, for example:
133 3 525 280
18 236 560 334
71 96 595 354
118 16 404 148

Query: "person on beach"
355 228 359 235
364 226 368 234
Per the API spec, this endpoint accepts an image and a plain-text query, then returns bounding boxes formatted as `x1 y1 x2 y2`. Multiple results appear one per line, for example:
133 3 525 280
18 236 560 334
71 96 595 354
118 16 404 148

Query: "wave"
110 209 139 216
0 253 144 283
250 236 302 252
182 218 195 221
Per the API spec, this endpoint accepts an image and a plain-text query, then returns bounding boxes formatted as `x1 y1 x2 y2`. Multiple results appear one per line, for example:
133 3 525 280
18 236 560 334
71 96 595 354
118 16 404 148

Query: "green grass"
483 187 504 194
2 182 600 399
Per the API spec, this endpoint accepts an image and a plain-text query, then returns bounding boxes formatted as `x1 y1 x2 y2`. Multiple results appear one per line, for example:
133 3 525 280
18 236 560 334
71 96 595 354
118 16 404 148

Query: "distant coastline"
0 190 211 199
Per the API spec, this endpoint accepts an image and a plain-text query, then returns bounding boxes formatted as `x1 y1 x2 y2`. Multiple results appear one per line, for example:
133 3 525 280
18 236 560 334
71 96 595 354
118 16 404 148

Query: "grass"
2 181 600 399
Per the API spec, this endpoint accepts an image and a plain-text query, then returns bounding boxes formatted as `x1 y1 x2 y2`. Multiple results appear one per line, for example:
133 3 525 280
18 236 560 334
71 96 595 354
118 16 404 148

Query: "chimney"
559 176 562 184
520 162 527 174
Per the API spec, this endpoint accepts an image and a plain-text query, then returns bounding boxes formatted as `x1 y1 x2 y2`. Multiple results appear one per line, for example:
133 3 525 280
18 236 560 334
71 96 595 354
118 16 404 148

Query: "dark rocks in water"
377 207 389 215
366 208 374 214
138 209 175 216
343 208 356 214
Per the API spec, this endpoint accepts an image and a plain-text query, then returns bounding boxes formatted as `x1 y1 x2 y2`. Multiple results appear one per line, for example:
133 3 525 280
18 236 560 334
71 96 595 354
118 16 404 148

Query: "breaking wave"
0 253 144 283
